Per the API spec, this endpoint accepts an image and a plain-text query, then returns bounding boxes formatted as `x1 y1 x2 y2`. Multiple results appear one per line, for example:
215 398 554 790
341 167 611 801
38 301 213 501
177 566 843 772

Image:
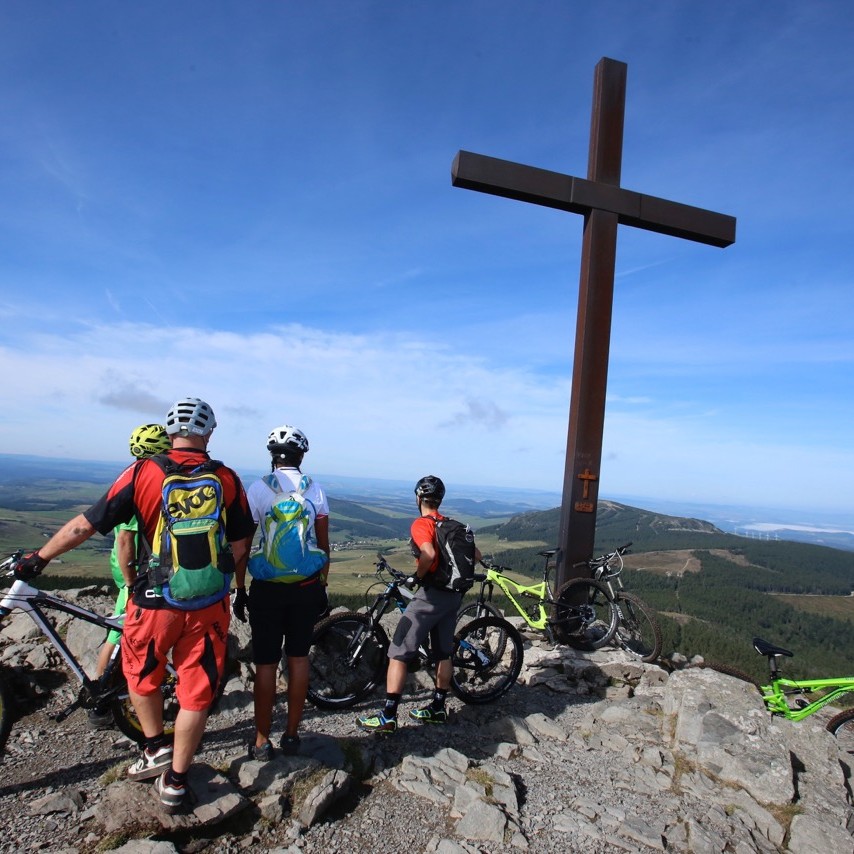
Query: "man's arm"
115 528 137 587
414 540 437 581
315 514 330 583
231 530 254 589
38 514 97 561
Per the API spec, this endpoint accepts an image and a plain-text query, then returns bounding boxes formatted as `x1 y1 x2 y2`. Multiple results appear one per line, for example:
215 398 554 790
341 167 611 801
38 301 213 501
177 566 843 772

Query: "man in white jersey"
233 424 330 760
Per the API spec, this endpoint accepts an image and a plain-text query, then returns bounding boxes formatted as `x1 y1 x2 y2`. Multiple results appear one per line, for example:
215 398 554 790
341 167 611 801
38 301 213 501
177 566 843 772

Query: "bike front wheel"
553 578 619 650
451 616 523 705
456 601 507 659
614 592 662 663
308 612 389 709
107 649 179 745
826 707 854 756
457 600 503 628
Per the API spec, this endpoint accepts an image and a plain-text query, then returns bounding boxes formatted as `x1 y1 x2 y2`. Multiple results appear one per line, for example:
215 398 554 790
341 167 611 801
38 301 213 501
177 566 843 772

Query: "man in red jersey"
15 397 254 812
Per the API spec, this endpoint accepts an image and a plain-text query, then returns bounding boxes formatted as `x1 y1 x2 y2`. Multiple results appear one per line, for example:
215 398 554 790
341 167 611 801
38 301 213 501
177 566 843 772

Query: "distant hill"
328 497 412 541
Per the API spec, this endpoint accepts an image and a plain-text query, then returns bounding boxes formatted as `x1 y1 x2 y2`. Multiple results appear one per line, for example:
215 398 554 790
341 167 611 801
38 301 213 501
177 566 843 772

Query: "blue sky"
0 2 852 517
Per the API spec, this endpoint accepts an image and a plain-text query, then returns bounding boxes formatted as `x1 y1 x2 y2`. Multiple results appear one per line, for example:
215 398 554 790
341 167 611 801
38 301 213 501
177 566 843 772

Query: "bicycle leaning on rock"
307 553 524 710
703 636 854 751
0 550 178 754
578 542 662 663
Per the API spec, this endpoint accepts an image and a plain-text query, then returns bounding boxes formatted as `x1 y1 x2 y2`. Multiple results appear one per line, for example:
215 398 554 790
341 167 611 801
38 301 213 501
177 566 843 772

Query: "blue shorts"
387 585 462 662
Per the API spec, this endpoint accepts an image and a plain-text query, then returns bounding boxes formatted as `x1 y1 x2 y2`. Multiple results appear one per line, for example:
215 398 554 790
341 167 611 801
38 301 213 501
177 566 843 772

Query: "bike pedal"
53 702 80 723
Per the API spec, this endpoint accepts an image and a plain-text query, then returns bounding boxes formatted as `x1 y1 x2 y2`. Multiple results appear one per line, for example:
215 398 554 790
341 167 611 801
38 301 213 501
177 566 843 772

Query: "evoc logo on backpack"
148 456 234 609
430 518 477 593
248 473 327 583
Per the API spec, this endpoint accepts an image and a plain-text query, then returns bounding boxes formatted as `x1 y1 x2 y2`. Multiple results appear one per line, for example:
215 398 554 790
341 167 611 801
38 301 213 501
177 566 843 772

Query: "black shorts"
248 576 325 663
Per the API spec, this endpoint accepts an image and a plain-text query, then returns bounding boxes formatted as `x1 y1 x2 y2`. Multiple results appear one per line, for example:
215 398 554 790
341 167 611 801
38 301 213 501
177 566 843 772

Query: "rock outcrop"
1 587 852 853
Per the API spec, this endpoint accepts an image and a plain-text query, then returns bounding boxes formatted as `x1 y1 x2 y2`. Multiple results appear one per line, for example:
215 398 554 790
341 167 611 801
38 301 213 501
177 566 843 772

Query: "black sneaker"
280 734 300 756
356 712 397 733
87 707 113 730
409 706 448 724
249 741 274 762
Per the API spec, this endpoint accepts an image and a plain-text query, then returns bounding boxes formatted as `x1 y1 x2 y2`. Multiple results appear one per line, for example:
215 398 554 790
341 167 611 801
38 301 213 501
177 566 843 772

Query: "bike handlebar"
374 554 410 583
0 550 24 577
478 558 512 574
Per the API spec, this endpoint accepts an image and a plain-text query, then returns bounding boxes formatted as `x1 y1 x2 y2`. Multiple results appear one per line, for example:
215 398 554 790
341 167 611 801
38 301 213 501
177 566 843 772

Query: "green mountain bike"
458 548 619 649
705 637 854 751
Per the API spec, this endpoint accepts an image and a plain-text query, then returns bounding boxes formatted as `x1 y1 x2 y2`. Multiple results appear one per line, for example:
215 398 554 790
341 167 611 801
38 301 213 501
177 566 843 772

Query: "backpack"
146 455 234 609
247 473 328 583
428 517 477 592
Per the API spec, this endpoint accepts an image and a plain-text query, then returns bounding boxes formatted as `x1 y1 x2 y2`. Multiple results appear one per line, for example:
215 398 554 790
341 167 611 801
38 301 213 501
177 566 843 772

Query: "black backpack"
428 517 477 592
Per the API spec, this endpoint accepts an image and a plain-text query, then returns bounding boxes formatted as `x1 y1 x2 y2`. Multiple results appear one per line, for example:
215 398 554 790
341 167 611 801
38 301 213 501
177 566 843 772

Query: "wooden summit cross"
452 57 736 591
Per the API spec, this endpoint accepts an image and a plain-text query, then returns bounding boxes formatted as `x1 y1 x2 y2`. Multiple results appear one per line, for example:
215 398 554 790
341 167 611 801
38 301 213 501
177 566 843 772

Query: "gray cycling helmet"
165 398 217 437
415 475 445 503
267 424 309 454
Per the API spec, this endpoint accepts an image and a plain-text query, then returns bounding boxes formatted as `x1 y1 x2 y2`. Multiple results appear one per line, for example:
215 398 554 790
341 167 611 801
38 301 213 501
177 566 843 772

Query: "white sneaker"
155 771 187 813
127 744 173 781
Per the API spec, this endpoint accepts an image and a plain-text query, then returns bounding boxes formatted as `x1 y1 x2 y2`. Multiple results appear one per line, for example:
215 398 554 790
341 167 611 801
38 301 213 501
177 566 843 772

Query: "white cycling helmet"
267 424 309 454
165 397 217 437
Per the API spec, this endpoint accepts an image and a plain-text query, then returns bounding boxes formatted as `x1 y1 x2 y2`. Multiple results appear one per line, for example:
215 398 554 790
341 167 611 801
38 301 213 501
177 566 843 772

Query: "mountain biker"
356 475 480 733
233 424 330 761
14 398 254 812
88 423 172 729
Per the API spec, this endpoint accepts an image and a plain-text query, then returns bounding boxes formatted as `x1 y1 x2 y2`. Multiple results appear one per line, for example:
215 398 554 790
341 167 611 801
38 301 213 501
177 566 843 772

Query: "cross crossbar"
452 150 735 248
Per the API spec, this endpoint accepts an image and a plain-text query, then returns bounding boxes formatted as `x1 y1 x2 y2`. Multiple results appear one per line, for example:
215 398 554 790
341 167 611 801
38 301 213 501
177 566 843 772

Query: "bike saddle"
753 637 793 658
538 548 558 558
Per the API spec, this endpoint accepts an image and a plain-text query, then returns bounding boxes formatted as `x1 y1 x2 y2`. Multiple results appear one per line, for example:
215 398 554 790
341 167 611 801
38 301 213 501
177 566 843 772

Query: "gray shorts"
387 585 462 662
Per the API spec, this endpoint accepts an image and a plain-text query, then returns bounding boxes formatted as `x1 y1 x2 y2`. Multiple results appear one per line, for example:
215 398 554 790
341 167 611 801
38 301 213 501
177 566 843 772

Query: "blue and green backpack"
248 473 327 583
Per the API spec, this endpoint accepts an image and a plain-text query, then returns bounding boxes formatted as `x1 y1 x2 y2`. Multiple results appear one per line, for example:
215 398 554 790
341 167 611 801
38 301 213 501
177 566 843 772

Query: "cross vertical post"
451 57 736 592
558 59 625 588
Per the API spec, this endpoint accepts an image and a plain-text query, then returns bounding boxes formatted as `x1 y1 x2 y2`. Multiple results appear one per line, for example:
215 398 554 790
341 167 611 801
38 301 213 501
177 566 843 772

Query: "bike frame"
587 546 628 597
0 577 125 695
760 676 854 722
480 568 551 631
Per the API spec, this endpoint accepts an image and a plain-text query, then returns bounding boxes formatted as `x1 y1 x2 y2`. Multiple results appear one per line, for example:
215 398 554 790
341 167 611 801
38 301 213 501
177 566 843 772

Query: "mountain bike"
457 548 620 649
307 554 524 709
0 550 178 753
703 637 854 751
579 542 662 663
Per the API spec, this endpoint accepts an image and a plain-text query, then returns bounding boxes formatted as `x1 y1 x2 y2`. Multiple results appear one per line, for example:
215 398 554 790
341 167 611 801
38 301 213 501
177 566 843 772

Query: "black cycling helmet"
414 475 445 503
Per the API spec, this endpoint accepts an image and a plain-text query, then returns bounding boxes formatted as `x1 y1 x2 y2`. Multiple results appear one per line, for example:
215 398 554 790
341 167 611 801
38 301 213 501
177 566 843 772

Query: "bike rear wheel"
825 707 854 756
0 668 14 754
614 592 662 663
308 612 389 709
451 616 523 705
553 578 619 650
107 649 179 745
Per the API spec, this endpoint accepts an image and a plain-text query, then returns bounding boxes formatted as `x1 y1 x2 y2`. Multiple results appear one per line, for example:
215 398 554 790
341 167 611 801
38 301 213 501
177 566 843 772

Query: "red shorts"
121 598 230 712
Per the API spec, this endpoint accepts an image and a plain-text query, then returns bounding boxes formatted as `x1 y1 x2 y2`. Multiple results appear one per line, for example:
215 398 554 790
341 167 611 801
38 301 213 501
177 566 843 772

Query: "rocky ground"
1 586 853 853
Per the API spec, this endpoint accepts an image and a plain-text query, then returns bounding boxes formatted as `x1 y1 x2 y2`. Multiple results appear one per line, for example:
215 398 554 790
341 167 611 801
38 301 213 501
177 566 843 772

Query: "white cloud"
2 318 851 514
